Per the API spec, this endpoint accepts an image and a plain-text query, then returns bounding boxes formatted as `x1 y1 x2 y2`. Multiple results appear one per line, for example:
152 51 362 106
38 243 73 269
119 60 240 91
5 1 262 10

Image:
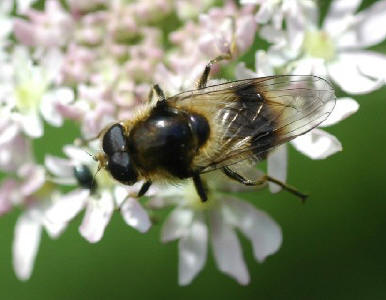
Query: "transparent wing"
167 75 336 173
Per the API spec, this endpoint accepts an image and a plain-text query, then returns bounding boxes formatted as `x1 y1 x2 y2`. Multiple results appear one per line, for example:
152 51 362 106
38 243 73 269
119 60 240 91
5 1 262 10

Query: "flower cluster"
0 0 385 285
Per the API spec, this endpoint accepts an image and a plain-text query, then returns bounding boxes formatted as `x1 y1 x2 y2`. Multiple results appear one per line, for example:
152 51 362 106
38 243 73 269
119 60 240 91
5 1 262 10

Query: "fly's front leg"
118 181 152 210
147 84 166 104
197 17 238 89
192 173 208 202
137 181 152 197
222 167 308 203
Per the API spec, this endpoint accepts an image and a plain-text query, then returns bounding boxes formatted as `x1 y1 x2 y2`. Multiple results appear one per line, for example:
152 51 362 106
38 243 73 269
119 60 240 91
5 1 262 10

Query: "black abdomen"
234 84 278 159
129 104 210 179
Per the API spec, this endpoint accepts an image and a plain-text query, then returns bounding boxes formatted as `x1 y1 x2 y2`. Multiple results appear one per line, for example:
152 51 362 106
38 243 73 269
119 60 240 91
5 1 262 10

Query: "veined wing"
167 75 336 172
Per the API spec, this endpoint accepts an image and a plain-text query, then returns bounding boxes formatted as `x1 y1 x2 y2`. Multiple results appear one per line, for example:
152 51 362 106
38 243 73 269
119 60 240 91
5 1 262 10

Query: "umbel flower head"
0 0 384 286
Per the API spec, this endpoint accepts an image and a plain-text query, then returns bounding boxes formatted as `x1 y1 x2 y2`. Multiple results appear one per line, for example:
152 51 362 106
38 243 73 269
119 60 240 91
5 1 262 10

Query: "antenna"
91 163 102 192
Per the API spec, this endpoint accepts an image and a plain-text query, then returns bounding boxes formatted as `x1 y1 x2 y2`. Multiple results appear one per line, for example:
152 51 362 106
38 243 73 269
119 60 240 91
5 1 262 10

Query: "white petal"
161 207 194 243
12 211 42 281
224 198 282 262
45 189 88 224
291 128 342 159
79 191 114 243
209 209 249 285
43 218 67 239
323 0 362 37
255 2 274 24
42 49 64 82
16 0 37 14
328 53 384 94
0 179 17 215
40 88 74 127
328 0 362 17
146 192 179 209
120 197 151 233
0 134 33 172
18 164 45 196
0 0 13 13
44 155 74 178
259 24 285 44
18 112 43 138
235 62 256 80
40 93 62 127
267 145 287 193
178 213 208 286
320 97 359 127
349 51 386 82
255 50 274 77
63 145 94 165
285 16 306 52
0 121 19 146
113 184 141 207
289 0 319 28
292 58 328 77
54 88 74 103
338 0 386 49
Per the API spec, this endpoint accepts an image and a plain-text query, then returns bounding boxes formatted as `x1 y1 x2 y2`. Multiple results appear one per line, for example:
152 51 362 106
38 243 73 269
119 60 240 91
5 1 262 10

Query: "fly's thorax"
128 103 210 179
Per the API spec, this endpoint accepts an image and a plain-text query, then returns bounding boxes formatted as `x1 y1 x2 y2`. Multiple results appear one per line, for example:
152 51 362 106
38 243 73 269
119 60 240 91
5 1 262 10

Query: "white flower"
265 0 386 94
13 200 68 280
153 176 282 285
235 50 359 191
3 163 69 280
242 0 317 30
14 0 74 47
6 46 70 138
44 144 152 243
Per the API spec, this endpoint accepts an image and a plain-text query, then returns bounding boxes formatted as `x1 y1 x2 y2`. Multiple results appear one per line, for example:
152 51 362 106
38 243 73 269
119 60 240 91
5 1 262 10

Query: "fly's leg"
192 173 208 202
148 84 166 104
222 167 308 203
117 181 151 211
137 181 152 197
222 166 266 187
197 17 237 89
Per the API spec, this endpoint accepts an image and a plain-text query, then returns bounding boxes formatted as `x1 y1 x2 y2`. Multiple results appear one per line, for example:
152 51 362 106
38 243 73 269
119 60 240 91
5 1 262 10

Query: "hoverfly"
93 58 336 202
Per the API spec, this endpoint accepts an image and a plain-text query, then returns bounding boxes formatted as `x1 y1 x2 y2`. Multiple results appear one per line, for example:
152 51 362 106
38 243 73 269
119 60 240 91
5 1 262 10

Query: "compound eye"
108 152 137 185
103 124 127 156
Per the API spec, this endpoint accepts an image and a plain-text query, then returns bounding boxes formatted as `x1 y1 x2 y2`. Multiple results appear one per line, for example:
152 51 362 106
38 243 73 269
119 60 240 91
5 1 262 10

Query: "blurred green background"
1 0 386 299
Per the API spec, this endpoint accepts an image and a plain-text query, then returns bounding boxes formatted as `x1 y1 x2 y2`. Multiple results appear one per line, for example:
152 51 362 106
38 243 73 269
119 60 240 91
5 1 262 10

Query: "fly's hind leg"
148 84 166 104
197 17 238 89
222 167 308 203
